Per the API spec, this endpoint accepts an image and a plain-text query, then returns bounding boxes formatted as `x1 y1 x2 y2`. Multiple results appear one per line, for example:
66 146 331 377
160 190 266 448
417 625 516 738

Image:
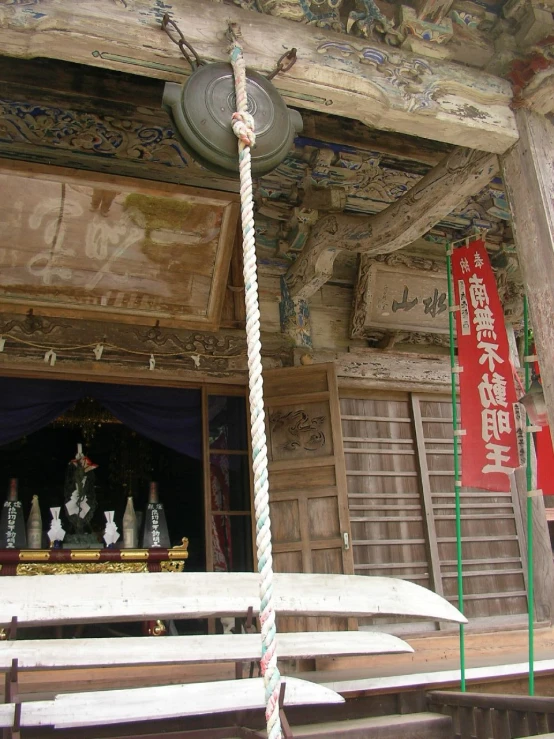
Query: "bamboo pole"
446 242 466 692
523 297 535 696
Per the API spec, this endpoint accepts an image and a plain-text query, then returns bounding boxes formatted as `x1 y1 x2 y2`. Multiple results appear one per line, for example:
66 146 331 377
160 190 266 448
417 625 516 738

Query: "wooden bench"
0 571 466 736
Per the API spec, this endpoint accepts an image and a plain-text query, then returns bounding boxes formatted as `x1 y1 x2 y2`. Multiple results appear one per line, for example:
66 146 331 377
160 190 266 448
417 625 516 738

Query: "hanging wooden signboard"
451 238 519 492
0 160 239 331
351 253 449 341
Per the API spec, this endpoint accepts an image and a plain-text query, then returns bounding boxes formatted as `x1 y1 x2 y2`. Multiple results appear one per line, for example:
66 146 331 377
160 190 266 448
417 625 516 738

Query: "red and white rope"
228 26 283 739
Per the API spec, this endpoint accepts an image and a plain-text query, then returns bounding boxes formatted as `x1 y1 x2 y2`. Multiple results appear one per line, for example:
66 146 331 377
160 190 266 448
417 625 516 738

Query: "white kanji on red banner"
452 239 519 491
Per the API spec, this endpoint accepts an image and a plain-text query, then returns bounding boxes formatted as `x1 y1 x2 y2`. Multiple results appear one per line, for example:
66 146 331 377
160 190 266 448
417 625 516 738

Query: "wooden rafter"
285 147 498 301
0 0 516 153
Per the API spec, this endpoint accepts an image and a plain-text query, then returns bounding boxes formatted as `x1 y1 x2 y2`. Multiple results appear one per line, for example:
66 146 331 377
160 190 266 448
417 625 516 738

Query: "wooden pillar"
501 110 554 437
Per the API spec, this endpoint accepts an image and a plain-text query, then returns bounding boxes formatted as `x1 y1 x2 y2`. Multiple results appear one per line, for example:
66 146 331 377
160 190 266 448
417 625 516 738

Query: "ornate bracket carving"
270 409 326 452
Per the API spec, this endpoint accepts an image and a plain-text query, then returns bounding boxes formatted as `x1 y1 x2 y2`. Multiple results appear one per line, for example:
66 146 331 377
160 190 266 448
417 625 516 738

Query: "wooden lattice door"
339 388 528 633
412 394 528 626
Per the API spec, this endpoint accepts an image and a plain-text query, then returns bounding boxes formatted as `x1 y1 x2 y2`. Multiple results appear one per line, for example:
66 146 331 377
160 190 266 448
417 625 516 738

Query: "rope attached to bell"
227 22 283 739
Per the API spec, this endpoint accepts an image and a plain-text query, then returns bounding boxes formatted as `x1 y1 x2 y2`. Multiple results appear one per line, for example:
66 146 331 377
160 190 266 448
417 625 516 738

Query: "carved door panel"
263 363 354 632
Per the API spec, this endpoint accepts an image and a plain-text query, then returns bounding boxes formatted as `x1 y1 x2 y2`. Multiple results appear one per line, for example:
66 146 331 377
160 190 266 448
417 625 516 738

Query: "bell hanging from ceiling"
162 63 303 179
520 379 549 427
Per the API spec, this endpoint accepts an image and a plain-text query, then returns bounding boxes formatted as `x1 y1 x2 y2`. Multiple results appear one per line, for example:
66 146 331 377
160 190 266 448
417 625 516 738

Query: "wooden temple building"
1 0 554 736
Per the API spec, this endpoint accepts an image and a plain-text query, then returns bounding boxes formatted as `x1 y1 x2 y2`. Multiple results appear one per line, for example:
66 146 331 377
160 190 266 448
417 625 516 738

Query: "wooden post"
512 467 554 623
501 110 554 440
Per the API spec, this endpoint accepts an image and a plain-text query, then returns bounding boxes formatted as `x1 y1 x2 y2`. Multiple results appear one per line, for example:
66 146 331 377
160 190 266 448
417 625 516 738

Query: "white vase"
27 495 42 549
122 497 137 549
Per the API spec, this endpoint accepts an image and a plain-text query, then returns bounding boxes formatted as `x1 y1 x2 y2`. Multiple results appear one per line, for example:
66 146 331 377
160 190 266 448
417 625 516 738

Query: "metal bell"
163 62 303 178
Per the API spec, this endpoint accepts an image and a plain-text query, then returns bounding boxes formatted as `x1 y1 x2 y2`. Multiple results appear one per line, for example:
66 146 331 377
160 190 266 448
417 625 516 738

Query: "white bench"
0 677 345 730
0 571 466 736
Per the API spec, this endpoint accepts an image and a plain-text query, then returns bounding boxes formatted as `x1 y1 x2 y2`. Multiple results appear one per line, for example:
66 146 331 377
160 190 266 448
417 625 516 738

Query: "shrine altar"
0 539 188 576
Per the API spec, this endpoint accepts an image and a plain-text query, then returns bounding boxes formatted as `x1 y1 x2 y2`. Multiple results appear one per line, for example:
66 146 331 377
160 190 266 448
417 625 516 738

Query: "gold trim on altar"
120 550 150 560
69 550 101 561
160 560 186 572
168 537 190 560
19 551 51 561
16 562 150 576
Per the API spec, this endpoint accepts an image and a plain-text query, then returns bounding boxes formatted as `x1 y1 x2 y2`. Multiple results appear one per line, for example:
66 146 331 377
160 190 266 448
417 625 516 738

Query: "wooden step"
257 713 453 738
0 630 413 670
0 572 466 627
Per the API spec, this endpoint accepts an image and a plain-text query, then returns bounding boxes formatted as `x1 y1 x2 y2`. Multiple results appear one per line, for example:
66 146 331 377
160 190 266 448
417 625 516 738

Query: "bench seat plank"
0 572 466 626
0 677 344 729
0 630 413 670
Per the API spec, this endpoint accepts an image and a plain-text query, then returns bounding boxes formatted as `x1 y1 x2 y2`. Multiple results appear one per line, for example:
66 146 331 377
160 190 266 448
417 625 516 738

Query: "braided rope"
228 27 283 739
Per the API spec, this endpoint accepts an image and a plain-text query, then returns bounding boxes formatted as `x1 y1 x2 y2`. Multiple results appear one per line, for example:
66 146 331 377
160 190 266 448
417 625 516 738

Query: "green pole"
523 296 535 696
446 242 465 692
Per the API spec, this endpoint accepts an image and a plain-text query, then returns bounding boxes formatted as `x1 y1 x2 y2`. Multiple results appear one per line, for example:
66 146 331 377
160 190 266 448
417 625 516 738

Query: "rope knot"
232 111 256 148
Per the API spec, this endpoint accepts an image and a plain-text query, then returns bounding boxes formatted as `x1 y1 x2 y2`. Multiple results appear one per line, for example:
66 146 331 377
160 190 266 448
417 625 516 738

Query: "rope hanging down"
228 24 283 739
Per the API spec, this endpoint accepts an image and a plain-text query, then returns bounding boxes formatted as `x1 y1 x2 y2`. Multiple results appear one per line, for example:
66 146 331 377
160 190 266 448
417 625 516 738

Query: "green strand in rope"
446 242 466 692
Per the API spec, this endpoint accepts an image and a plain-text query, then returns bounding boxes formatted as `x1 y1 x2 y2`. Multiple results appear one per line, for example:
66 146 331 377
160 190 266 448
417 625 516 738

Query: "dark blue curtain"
0 378 202 459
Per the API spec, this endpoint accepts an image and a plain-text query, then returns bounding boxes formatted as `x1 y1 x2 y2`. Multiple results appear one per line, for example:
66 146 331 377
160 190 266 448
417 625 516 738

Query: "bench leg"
3 659 20 739
279 682 293 739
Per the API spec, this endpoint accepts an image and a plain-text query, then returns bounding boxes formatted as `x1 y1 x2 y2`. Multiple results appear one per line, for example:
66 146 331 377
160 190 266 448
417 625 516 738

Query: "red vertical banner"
532 356 554 496
451 239 519 492
536 426 554 496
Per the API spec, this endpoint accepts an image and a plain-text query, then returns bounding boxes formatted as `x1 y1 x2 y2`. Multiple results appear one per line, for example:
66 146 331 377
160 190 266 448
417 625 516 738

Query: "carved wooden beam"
285 146 498 300
518 69 554 115
0 0 517 153
293 348 451 393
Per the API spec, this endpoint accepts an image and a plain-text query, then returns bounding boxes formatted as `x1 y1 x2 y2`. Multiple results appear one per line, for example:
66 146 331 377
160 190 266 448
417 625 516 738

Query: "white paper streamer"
44 349 57 366
0 337 5 352
93 343 104 360
103 511 120 546
48 507 66 543
149 354 156 371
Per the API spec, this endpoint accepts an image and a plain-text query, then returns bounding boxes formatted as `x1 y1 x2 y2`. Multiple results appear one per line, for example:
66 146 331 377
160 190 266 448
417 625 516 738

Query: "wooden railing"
428 690 554 739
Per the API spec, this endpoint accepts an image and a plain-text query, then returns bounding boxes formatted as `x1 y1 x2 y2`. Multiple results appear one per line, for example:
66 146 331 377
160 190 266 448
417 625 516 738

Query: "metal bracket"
161 14 204 70
161 15 297 82
267 49 297 80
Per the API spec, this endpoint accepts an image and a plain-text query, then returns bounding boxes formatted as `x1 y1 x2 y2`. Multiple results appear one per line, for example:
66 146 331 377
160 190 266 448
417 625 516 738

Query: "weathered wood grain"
0 160 239 331
501 110 554 441
339 392 431 632
0 1 517 154
295 349 451 393
512 466 554 624
0 572 466 626
285 147 498 299
518 70 554 115
413 395 528 622
0 631 412 671
0 677 344 729
264 363 354 632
